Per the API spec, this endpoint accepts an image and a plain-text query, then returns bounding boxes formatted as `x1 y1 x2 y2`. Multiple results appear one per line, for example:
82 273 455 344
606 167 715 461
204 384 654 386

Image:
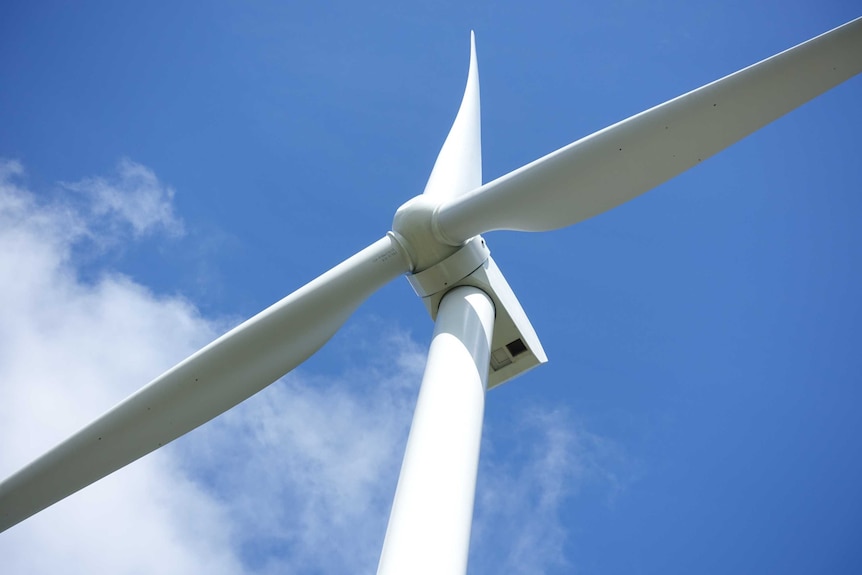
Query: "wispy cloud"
62 158 184 238
0 159 629 574
470 408 630 575
176 351 420 572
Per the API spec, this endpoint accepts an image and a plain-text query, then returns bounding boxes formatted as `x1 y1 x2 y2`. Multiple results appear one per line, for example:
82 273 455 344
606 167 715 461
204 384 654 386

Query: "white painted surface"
377 286 495 575
423 31 482 200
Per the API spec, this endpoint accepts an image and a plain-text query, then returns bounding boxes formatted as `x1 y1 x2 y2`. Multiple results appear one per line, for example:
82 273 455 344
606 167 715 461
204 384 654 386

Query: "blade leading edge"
0 235 410 532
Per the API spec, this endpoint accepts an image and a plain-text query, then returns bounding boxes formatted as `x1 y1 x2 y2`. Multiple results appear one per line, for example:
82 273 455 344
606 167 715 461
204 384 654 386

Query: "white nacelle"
406 236 547 389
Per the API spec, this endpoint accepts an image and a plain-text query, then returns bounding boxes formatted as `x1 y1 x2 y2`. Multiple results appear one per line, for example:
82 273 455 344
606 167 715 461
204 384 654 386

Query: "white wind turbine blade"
435 17 862 244
423 30 481 199
0 236 410 533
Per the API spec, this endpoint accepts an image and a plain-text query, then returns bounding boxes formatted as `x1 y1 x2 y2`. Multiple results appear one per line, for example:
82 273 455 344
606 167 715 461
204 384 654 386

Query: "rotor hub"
391 194 462 273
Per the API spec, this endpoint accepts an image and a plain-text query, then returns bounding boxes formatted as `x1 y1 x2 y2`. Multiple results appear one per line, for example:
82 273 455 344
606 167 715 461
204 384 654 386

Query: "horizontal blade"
0 235 410 532
435 17 862 243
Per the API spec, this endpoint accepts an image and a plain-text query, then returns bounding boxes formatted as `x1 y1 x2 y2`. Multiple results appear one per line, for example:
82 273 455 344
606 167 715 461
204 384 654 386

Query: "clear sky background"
1 2 860 574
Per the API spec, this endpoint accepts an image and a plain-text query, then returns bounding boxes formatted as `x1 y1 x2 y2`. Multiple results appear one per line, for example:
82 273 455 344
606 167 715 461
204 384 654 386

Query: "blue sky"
1 2 861 573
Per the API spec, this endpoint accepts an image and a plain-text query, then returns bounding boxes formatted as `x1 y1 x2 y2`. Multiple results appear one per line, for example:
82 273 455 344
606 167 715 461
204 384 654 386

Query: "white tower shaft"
376 285 495 575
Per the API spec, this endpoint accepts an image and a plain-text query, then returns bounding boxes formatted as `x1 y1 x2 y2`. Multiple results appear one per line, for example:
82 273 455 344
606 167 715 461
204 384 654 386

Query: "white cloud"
0 159 237 574
62 157 184 238
470 408 630 575
0 159 626 574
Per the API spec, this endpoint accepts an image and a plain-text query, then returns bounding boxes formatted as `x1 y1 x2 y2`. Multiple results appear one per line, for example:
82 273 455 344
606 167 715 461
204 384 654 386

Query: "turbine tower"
1 17 861 574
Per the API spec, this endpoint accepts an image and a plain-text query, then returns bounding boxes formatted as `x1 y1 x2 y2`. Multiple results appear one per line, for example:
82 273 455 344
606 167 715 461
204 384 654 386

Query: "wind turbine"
1 15 861 574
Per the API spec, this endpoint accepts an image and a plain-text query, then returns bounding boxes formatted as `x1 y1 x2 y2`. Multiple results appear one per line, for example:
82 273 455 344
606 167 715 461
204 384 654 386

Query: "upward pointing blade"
434 17 862 244
0 236 410 532
423 31 482 199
